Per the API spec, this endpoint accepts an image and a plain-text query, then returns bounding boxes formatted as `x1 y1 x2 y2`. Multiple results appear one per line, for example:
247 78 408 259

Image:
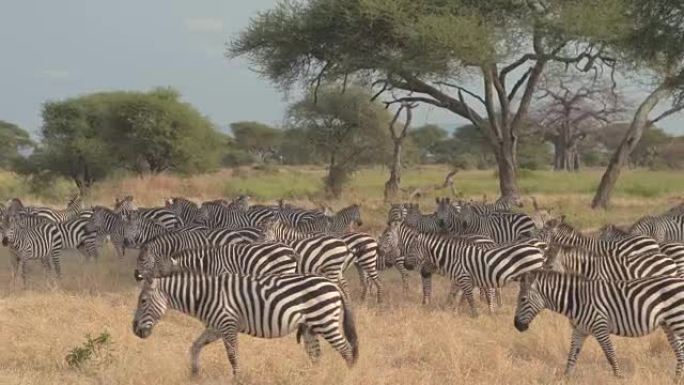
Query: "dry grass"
2 166 684 384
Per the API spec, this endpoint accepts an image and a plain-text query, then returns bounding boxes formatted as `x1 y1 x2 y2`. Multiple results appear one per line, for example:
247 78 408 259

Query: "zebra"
387 203 408 224
544 246 678 280
26 194 83 223
598 224 661 253
541 217 660 258
134 227 262 280
165 197 201 224
459 212 536 244
514 271 684 378
132 272 358 377
86 206 126 258
461 195 522 215
377 223 411 291
260 218 354 299
1 214 65 286
404 203 443 233
337 232 383 302
631 215 684 243
296 204 364 234
196 200 272 229
55 217 100 261
273 201 327 227
661 242 684 275
115 196 185 230
404 231 545 316
122 212 207 248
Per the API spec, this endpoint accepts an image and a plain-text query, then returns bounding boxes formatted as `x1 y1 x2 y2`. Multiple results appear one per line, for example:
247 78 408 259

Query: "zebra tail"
341 297 359 365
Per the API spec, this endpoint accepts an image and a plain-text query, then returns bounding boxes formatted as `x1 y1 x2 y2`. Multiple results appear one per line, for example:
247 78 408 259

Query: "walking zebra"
542 217 660 258
404 203 443 233
2 214 64 286
134 227 262 280
132 273 358 377
260 218 354 298
544 246 677 280
514 271 684 378
631 215 684 242
115 196 185 230
165 197 201 224
403 228 545 316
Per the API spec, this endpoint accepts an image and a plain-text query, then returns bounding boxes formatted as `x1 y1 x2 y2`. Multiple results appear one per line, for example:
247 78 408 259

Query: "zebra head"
378 222 400 267
132 276 168 339
339 204 363 228
404 240 428 271
598 224 629 241
114 195 137 214
134 247 156 281
387 203 407 225
122 212 142 248
229 195 250 211
513 272 546 332
435 197 460 231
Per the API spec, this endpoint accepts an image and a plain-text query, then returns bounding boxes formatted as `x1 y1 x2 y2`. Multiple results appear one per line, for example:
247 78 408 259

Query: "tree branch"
649 103 684 125
435 81 486 105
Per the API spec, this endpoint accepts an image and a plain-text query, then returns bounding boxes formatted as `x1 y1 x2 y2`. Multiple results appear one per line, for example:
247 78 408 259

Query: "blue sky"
1 0 682 137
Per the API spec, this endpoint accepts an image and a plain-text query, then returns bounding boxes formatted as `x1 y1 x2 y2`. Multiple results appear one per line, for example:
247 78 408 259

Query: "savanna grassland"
1 165 684 385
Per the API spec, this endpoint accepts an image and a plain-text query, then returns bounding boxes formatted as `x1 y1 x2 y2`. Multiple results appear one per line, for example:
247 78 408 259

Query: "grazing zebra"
514 271 684 378
387 203 408 224
132 273 358 377
260 218 354 298
165 197 201 224
404 203 443 233
2 214 64 286
134 227 261 280
338 232 383 302
405 234 545 316
122 213 207 248
115 196 185 230
542 217 660 258
631 215 684 242
86 206 126 258
545 246 677 280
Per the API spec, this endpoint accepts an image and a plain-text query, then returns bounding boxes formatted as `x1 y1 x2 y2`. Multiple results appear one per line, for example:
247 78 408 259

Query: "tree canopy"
0 120 34 169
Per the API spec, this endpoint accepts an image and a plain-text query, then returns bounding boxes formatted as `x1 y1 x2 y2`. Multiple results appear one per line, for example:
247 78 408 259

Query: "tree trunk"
495 144 519 198
591 85 672 209
384 140 402 201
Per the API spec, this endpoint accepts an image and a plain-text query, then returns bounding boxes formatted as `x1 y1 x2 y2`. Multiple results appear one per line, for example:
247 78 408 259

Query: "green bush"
65 331 112 369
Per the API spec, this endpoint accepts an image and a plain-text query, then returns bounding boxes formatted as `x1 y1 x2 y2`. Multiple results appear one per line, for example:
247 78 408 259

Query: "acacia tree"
535 75 625 171
592 0 684 208
288 87 389 198
230 0 626 198
0 120 34 169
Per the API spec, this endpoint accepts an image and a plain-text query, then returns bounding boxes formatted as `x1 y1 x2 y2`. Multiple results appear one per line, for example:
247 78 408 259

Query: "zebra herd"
3 193 684 379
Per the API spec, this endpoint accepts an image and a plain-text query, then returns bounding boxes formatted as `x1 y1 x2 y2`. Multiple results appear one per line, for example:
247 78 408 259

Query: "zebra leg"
354 263 369 302
396 262 410 293
447 280 460 306
297 325 321 364
218 324 240 377
357 256 383 303
9 252 20 291
189 328 221 376
456 276 478 317
315 321 355 367
663 325 684 378
51 251 62 280
484 288 496 314
594 328 621 377
495 288 503 307
420 265 433 305
564 328 588 376
336 274 351 300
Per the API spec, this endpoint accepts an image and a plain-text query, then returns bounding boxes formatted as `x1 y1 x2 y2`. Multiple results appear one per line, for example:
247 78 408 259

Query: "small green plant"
65 331 112 369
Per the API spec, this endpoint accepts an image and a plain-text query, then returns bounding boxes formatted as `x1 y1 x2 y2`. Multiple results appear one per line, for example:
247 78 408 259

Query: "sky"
1 0 682 137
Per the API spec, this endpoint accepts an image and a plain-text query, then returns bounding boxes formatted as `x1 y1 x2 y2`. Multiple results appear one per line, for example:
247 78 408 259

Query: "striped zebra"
274 201 327 227
462 195 522 215
545 246 677 280
260 218 354 298
514 271 684 378
598 224 661 252
404 203 443 233
387 203 408 224
55 217 100 261
165 197 201 224
122 213 207 248
459 212 536 244
542 217 660 258
377 223 411 291
662 242 684 275
196 200 272 229
26 194 83 222
86 206 126 258
631 215 684 243
338 232 383 302
1 214 64 286
115 196 185 230
294 204 363 234
132 273 358 377
404 231 545 316
134 227 262 280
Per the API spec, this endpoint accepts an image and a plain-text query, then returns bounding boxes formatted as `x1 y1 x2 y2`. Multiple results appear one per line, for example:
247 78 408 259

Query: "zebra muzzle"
133 270 144 282
1 237 7 246
514 317 529 332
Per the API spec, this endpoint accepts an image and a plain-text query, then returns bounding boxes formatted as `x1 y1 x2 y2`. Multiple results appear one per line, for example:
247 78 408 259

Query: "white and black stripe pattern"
165 197 201 224
403 228 545 316
132 273 358 376
134 227 262 280
542 217 661 258
197 201 272 229
296 204 364 234
2 214 65 286
545 246 677 280
598 224 662 255
338 232 383 302
514 271 684 378
55 217 100 261
122 213 207 248
387 203 408 225
631 215 684 243
25 194 83 223
261 219 354 298
115 196 185 230
661 242 684 276
86 206 126 258
461 212 536 244
404 203 443 233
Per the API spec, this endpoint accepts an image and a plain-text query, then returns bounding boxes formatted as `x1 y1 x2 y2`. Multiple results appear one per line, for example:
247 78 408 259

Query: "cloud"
184 17 224 33
36 69 70 80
